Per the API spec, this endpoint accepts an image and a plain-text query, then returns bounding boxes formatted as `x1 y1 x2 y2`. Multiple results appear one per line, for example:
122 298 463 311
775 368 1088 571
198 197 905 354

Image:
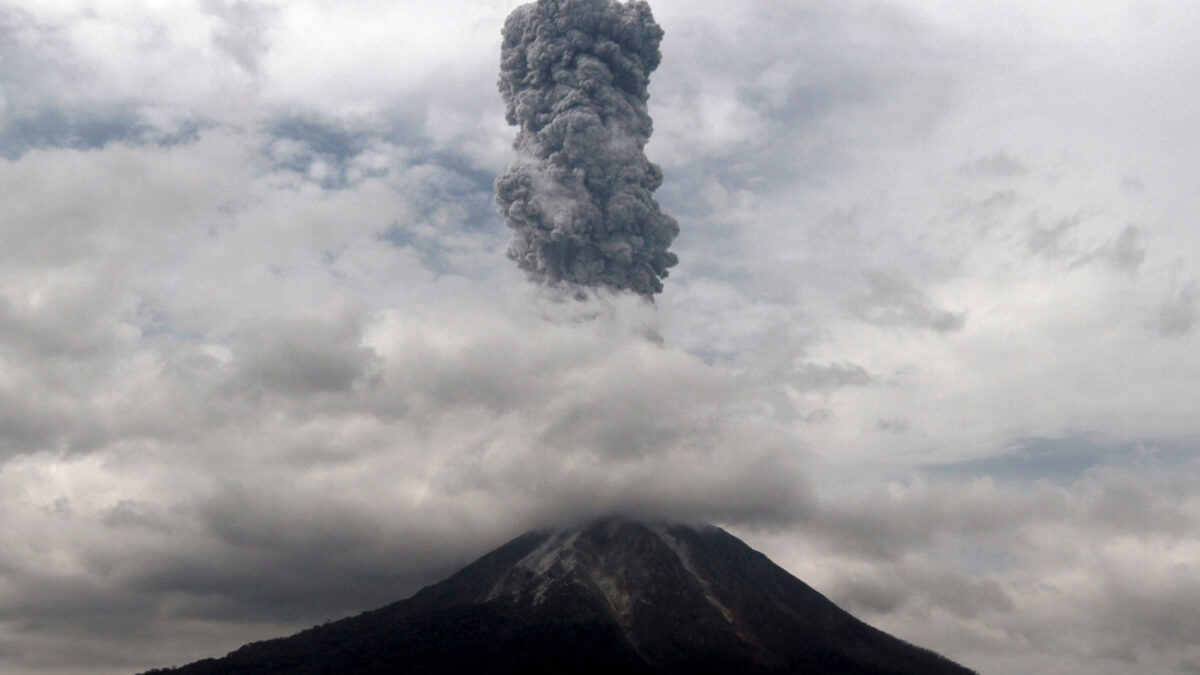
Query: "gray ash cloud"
495 0 678 297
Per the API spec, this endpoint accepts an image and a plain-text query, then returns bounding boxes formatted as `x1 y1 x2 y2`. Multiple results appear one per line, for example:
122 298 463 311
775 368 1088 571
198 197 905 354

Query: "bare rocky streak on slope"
145 517 976 674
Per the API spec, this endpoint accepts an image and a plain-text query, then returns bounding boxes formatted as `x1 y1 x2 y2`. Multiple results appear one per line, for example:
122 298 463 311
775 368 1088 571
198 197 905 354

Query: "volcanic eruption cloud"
496 0 679 297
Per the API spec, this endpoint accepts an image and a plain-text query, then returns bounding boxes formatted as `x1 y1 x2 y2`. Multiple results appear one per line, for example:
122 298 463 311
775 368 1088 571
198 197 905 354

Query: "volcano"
147 516 974 674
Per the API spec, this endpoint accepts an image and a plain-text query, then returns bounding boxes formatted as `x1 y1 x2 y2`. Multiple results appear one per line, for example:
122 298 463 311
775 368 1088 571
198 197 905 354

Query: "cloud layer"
1 1 1199 674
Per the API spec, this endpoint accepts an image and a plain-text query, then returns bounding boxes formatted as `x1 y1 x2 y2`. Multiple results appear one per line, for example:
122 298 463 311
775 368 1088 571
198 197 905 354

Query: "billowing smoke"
495 0 679 297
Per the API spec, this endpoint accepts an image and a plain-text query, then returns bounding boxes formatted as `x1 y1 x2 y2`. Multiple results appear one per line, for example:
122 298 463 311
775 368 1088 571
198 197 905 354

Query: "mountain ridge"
145 515 975 674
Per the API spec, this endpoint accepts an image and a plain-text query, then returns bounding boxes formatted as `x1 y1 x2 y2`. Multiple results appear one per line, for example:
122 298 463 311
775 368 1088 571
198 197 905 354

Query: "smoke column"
496 0 679 297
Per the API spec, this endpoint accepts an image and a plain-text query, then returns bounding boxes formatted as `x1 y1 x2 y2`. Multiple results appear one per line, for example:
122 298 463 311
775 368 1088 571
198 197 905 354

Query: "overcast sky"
1 1 1198 673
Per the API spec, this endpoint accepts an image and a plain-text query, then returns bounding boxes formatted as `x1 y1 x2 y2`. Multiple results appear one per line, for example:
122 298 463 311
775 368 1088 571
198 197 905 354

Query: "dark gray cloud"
958 151 1029 179
876 418 910 434
1027 212 1083 261
1066 224 1147 274
229 314 379 397
495 0 679 296
1106 225 1146 273
847 271 965 333
1023 213 1146 275
791 361 872 391
203 0 275 74
1156 282 1197 336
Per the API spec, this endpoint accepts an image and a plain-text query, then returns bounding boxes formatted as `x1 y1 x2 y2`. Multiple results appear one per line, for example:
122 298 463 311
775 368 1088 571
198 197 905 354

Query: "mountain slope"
147 517 975 674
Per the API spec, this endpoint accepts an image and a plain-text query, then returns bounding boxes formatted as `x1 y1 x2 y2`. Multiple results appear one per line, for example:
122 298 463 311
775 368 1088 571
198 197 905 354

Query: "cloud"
1026 212 1084 261
847 271 965 333
0 106 201 159
792 361 872 391
229 312 379 397
746 459 1200 675
0 288 821 672
1105 225 1146 273
958 151 1029 179
202 0 276 74
1 2 1200 675
1156 282 1197 337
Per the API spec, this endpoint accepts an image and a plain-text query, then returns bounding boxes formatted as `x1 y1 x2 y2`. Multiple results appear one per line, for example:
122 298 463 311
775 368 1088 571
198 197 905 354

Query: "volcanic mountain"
147 516 974 674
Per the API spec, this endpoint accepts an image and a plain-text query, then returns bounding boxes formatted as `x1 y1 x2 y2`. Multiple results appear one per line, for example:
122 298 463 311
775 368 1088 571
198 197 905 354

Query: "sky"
0 0 1198 673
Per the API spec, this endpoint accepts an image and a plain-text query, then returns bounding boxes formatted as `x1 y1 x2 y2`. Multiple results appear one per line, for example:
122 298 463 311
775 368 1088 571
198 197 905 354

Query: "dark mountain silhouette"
145 516 975 674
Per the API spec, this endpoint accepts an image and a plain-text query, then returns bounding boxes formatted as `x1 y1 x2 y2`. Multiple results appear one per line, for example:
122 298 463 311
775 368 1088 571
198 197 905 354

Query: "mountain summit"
149 516 975 674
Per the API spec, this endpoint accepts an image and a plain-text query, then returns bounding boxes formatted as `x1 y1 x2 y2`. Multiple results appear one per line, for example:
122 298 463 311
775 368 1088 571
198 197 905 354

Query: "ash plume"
495 0 679 297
